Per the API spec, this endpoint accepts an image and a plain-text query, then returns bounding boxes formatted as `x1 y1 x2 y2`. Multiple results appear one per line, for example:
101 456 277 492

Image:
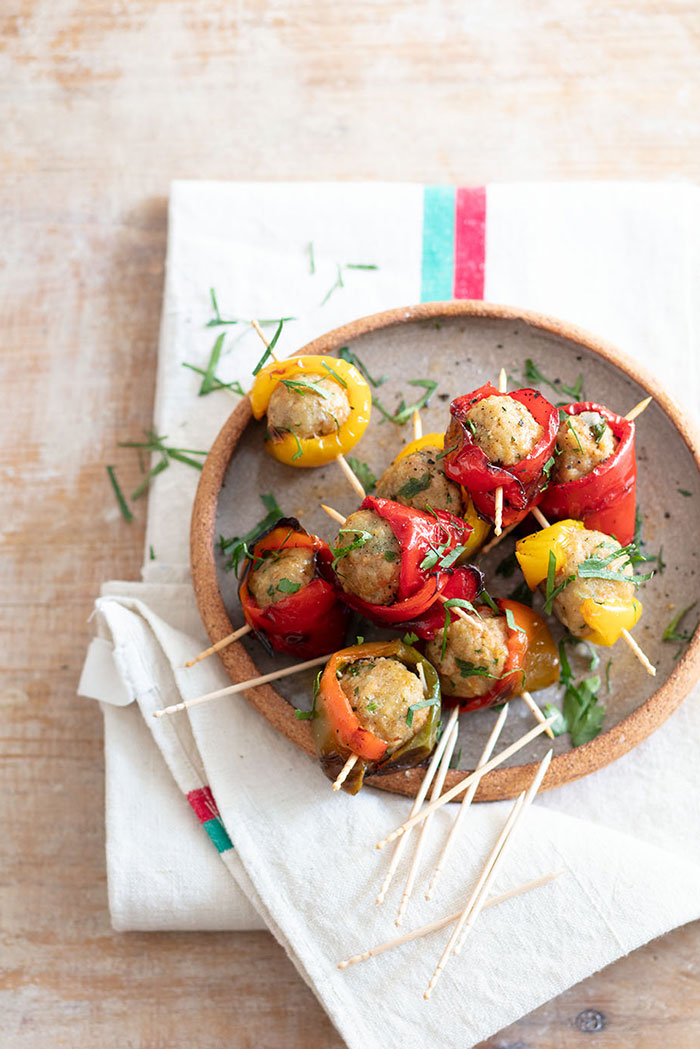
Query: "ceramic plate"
190 302 700 800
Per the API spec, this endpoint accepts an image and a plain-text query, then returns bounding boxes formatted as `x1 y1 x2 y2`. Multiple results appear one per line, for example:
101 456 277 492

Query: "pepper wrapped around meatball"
326 496 473 626
375 432 490 556
540 402 637 545
249 354 372 467
312 640 441 794
515 519 646 646
443 383 558 529
425 599 559 712
238 518 349 658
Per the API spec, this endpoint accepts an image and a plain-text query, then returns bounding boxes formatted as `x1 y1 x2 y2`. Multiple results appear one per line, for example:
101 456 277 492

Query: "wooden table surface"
2 2 699 1045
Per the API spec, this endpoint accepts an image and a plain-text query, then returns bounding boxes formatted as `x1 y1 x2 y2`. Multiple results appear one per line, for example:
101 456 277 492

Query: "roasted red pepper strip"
324 496 472 626
238 519 348 659
540 402 637 545
392 565 485 640
443 383 559 528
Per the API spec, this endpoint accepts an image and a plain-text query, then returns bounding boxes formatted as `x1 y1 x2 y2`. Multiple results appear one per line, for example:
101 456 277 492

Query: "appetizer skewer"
515 513 656 675
493 367 508 536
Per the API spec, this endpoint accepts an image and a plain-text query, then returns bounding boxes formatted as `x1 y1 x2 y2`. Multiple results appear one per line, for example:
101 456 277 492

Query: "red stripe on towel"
187 785 220 823
453 186 486 300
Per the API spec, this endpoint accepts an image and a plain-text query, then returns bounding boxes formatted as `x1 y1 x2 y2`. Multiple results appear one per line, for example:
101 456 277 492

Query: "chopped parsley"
577 542 654 585
206 288 295 329
662 603 698 658
219 492 284 575
338 346 387 388
402 632 419 645
544 550 575 614
455 658 500 680
678 488 692 497
524 358 584 402
106 465 133 523
252 319 285 376
373 379 439 426
542 455 556 479
591 421 608 443
346 456 376 494
281 376 329 399
384 550 399 562
405 694 439 727
566 417 584 453
277 578 301 594
329 528 373 570
480 590 499 615
543 636 606 746
396 471 432 499
504 607 526 634
307 241 315 275
294 670 322 719
320 360 347 387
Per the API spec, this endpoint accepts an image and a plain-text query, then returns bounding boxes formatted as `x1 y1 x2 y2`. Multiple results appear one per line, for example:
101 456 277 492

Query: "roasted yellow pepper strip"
395 432 490 556
580 598 643 647
515 519 585 590
249 355 371 467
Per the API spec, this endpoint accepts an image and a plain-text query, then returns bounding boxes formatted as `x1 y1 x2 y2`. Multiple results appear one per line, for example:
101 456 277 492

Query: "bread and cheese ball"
267 372 351 440
426 609 509 699
332 510 401 605
247 546 316 608
552 412 619 484
375 446 464 514
339 657 427 751
549 528 634 638
463 394 543 467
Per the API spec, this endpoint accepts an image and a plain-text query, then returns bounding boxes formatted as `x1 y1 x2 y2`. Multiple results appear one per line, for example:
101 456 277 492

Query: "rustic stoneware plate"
190 302 700 801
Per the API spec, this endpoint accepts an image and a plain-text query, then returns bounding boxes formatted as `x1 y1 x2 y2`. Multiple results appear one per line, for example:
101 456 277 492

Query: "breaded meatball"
333 510 400 606
339 657 427 751
247 547 315 608
550 528 634 638
463 394 543 467
552 412 618 484
267 372 351 440
426 609 509 698
375 446 464 514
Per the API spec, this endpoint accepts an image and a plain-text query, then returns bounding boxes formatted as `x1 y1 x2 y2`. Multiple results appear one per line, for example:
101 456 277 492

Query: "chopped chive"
320 360 347 387
106 465 133 522
252 319 285 376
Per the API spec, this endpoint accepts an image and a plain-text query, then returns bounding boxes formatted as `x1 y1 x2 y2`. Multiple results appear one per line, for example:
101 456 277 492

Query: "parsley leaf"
294 670 322 719
277 578 301 594
373 379 439 426
546 636 606 746
406 694 439 726
544 550 575 614
402 632 419 645
504 607 526 634
662 603 698 658
329 529 373 570
396 471 432 499
346 456 376 494
524 358 584 401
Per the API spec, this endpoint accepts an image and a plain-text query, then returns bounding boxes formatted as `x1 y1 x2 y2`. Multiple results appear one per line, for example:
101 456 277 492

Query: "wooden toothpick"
413 408 423 442
625 395 652 422
338 869 565 969
333 753 359 791
493 368 508 536
376 714 558 848
184 623 252 668
426 703 509 900
153 652 330 718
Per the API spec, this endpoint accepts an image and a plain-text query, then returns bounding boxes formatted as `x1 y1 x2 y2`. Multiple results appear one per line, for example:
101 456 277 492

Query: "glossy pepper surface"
238 518 348 658
443 383 558 528
326 495 472 626
395 432 491 556
540 402 637 545
312 639 441 795
393 564 485 640
249 354 371 467
440 599 559 712
515 520 643 646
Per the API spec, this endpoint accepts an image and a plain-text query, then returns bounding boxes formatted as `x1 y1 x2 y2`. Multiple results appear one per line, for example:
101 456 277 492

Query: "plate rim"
190 300 700 801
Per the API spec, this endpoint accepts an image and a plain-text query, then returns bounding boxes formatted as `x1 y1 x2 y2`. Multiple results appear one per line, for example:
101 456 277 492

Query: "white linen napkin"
80 182 700 1046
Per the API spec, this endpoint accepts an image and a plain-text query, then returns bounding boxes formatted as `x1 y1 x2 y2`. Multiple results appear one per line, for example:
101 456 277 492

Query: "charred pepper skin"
312 639 442 795
238 518 349 659
443 383 558 529
540 402 637 545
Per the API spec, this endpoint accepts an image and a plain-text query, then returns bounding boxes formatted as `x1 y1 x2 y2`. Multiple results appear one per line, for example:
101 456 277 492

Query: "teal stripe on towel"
421 186 455 302
202 816 233 853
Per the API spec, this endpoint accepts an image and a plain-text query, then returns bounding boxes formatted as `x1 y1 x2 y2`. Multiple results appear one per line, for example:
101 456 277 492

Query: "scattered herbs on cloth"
106 465 134 523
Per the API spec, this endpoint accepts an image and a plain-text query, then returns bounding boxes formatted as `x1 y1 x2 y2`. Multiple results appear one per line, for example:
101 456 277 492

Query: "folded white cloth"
81 182 700 1046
